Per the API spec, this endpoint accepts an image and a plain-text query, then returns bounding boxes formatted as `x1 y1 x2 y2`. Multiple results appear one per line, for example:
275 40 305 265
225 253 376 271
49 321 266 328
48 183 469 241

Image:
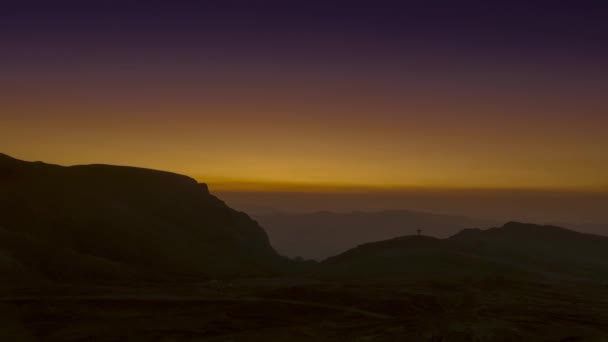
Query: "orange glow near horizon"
2 92 607 193
2 51 608 194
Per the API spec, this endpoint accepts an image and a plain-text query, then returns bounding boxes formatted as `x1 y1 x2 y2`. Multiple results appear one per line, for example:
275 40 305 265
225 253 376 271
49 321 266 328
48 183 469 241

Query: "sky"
2 1 608 192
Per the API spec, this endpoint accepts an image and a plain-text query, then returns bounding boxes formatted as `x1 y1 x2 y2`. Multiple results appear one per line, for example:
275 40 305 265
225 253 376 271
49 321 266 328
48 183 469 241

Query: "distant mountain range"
318 222 608 282
255 211 496 260
0 153 286 286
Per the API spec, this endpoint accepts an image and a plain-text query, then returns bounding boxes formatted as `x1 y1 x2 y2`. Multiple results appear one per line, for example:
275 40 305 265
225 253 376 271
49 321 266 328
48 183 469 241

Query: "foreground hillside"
2 276 608 341
0 153 286 285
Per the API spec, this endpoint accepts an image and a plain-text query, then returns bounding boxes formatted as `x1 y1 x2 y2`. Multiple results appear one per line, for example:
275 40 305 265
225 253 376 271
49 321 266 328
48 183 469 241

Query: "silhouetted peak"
0 153 22 164
199 183 210 194
0 153 50 165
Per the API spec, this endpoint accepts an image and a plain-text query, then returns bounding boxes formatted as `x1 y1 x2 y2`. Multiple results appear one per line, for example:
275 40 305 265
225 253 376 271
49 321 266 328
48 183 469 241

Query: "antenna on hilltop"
416 229 422 236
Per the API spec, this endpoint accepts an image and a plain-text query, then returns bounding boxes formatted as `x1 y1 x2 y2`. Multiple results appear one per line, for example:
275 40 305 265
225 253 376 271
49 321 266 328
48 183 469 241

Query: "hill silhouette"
319 222 608 282
0 153 286 284
255 210 496 259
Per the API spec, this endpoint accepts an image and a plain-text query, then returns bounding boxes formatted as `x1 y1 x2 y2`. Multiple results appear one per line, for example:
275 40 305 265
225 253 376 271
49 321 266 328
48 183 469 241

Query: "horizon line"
204 180 608 194
4 152 606 194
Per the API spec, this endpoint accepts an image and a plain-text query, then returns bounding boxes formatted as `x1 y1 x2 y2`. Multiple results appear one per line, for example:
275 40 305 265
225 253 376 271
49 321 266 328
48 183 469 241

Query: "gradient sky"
2 1 608 191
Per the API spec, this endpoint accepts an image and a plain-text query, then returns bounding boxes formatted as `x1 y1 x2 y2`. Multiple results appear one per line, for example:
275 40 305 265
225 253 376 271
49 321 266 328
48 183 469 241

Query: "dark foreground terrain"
2 277 608 341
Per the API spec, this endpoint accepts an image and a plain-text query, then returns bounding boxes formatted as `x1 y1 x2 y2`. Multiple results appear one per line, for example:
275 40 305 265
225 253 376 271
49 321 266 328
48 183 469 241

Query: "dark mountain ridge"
0 153 286 284
319 222 608 282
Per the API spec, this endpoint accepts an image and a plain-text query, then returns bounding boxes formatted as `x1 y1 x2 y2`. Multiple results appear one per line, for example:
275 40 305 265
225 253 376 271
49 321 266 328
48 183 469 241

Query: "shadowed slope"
0 153 286 283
